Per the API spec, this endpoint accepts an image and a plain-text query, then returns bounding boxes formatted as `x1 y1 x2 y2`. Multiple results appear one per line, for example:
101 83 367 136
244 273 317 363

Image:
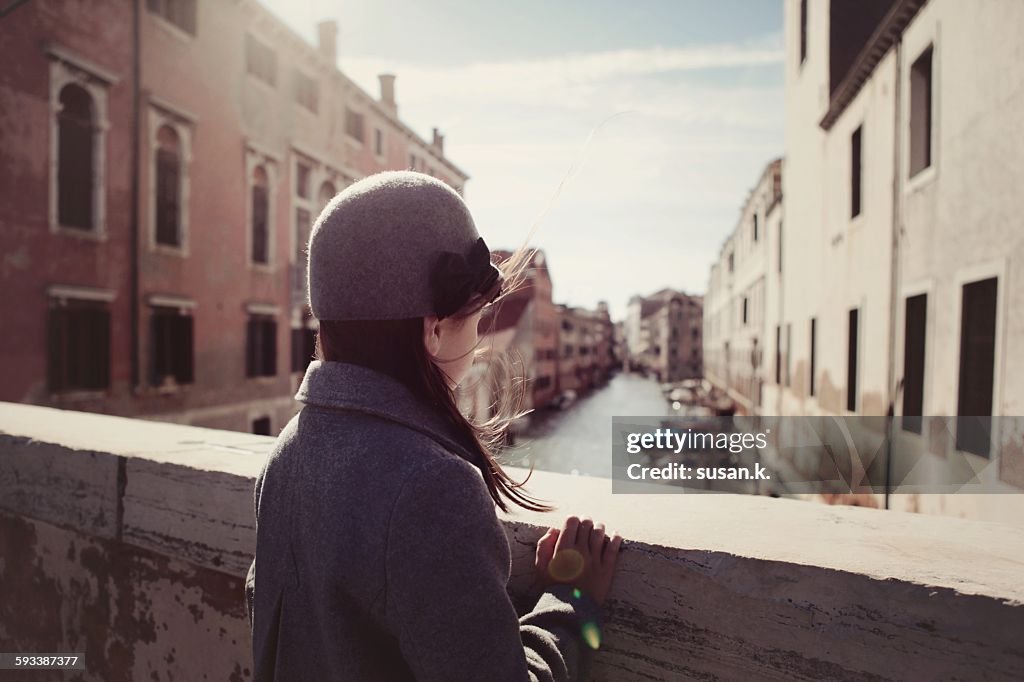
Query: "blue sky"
261 0 785 319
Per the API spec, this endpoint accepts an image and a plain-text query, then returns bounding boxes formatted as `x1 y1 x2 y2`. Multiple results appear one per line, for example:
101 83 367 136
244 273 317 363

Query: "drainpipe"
884 39 905 510
129 0 141 394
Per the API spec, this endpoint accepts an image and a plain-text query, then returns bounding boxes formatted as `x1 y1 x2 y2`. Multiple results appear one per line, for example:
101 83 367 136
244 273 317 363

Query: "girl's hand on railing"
534 515 622 605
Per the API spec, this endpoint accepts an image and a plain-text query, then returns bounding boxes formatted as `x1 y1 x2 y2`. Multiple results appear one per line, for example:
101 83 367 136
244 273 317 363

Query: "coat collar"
295 360 475 460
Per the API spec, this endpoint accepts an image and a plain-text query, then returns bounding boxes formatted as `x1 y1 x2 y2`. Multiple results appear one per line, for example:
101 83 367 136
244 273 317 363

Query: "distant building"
555 305 584 394
0 1 467 434
626 289 702 382
733 0 1024 521
554 303 616 396
460 250 558 422
778 0 1024 429
704 159 782 414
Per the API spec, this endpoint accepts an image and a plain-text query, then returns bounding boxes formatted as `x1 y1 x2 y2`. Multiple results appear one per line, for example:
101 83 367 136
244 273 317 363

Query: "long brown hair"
314 252 552 513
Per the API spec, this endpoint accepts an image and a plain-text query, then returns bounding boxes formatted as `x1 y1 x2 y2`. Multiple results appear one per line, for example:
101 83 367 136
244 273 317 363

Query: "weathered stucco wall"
1 402 1023 681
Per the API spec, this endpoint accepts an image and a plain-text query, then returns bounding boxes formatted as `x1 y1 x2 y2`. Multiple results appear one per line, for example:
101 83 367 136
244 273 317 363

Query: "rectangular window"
409 153 417 170
799 0 808 64
291 327 316 374
295 207 311 262
956 278 997 456
752 213 759 242
847 308 859 412
851 125 863 218
245 33 277 86
295 162 310 199
809 317 817 397
155 148 181 246
345 108 365 142
150 306 193 386
246 314 277 377
375 128 384 156
902 294 927 433
293 70 319 113
47 298 111 392
910 46 933 177
252 416 271 435
784 323 792 387
742 297 748 325
251 185 269 264
727 251 734 273
778 220 783 273
775 325 781 384
58 89 95 231
147 0 196 35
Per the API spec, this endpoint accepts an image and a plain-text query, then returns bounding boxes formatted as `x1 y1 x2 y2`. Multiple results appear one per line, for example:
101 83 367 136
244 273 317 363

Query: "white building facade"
772 0 1024 519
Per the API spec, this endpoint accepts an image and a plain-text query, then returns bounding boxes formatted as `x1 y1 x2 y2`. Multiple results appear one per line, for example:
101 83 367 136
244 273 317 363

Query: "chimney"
432 127 444 154
317 20 338 63
378 74 396 112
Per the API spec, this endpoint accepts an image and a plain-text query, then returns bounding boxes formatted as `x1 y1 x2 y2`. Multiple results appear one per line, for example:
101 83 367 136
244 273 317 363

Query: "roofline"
819 0 928 131
237 0 469 181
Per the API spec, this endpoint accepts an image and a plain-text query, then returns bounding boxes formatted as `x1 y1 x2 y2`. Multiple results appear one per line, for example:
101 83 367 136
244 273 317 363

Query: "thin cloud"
341 38 783 100
334 39 783 317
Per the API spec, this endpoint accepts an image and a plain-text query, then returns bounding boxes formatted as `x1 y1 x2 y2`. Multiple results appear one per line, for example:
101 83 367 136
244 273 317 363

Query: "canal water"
503 373 672 478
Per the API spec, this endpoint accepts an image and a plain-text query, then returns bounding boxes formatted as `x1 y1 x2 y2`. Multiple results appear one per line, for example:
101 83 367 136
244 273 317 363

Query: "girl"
245 170 622 681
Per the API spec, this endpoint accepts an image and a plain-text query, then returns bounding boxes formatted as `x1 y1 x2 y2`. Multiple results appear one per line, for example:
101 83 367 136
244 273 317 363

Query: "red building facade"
0 0 468 434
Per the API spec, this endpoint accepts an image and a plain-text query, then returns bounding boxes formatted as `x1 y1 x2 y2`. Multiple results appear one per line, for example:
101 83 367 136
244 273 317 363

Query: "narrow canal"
503 373 671 479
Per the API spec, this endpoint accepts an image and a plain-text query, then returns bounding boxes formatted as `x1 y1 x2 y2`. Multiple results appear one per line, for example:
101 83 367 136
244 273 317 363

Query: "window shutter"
246 318 257 377
265 320 277 376
47 307 66 392
179 313 194 384
150 311 162 386
58 95 95 230
96 307 111 390
156 149 181 246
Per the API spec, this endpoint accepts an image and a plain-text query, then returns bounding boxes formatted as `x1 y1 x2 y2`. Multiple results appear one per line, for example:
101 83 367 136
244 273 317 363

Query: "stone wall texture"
2 402 1023 681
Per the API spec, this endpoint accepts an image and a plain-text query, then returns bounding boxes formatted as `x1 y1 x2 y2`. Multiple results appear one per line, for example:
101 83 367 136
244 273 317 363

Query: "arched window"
155 125 181 246
252 165 269 264
318 181 336 211
58 84 95 230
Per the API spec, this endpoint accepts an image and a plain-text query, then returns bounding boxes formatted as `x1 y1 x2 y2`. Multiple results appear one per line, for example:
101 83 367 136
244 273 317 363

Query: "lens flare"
581 621 602 649
547 548 585 582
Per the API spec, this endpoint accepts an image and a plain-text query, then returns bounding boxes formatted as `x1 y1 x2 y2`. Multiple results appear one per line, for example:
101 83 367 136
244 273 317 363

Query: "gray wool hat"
307 171 499 321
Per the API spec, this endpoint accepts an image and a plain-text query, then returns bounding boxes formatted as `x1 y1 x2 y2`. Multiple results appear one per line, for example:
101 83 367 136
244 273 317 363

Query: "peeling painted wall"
0 512 252 682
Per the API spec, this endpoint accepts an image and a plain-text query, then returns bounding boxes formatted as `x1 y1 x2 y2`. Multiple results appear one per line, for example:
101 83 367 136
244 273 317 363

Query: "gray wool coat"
244 360 602 681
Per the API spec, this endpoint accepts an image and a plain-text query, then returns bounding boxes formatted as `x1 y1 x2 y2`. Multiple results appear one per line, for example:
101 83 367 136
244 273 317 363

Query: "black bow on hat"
431 237 502 319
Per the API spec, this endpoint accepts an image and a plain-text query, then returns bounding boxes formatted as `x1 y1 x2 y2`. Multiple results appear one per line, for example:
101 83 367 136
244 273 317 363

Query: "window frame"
246 311 279 379
245 32 277 87
293 68 319 114
846 307 860 413
851 124 863 219
48 50 114 241
798 0 808 66
908 44 935 180
345 107 365 143
148 102 194 256
245 148 277 271
901 293 927 433
955 277 999 457
148 301 195 389
147 0 198 39
46 287 115 396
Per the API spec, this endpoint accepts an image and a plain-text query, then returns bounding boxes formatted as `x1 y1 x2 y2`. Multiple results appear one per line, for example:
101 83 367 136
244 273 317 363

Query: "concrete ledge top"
3 401 1023 603
0 402 272 477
